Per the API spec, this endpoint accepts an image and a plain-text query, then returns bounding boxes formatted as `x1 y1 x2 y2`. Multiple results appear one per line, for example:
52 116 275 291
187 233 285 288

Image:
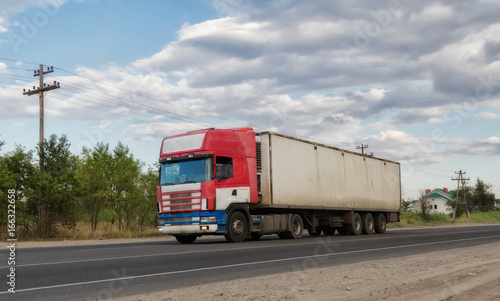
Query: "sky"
0 0 499 200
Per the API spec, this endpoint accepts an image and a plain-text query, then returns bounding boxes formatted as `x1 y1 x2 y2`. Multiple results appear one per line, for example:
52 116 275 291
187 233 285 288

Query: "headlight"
200 216 216 223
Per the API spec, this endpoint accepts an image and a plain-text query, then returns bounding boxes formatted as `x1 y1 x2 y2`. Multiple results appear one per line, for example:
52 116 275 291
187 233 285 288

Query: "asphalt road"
1 224 500 301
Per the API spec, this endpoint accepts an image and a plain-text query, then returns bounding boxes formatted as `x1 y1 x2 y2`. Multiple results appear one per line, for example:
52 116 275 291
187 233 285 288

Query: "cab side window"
215 156 233 180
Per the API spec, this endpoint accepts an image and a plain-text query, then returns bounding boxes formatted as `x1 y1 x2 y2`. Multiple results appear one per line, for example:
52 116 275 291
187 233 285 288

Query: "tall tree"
110 142 142 230
471 178 496 212
135 165 159 231
33 135 79 237
0 145 37 237
77 143 113 232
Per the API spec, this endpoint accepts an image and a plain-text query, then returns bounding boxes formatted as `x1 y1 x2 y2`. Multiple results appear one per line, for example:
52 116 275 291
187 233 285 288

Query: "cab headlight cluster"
200 216 216 223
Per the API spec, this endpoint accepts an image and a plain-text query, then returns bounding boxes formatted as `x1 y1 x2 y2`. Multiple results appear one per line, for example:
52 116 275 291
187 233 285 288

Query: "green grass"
388 210 500 229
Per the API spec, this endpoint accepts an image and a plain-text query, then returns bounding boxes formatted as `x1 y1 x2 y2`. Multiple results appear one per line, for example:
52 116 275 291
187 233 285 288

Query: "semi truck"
157 127 401 243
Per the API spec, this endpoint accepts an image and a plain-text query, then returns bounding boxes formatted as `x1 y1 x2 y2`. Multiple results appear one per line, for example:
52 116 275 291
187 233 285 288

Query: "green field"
388 211 500 228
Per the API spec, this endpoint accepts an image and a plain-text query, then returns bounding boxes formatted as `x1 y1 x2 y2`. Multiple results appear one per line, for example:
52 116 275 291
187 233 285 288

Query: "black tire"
361 213 374 235
374 213 387 234
225 211 248 243
174 234 197 244
307 227 322 236
289 214 304 239
279 214 304 239
323 226 336 236
346 212 362 235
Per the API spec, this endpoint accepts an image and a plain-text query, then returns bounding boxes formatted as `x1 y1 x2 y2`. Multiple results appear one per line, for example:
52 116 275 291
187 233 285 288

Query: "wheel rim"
292 220 302 235
355 218 362 232
367 216 374 231
232 219 244 235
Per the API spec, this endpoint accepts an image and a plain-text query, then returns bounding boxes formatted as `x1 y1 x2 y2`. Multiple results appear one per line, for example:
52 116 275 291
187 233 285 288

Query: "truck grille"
159 190 202 213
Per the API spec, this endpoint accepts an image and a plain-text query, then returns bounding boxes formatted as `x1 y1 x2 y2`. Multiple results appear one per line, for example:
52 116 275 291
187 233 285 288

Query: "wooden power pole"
23 65 60 172
452 170 470 220
22 64 60 236
356 144 369 155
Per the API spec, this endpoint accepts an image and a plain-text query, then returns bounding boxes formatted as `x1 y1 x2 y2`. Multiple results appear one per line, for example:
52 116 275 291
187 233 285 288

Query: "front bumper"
158 224 218 234
158 211 227 235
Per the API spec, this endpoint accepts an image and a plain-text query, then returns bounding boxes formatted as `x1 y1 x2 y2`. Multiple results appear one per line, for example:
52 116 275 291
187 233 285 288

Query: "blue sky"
1 0 500 200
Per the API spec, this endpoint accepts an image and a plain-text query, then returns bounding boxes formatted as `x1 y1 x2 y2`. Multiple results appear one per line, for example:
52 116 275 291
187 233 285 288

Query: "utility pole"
23 65 60 172
356 144 369 155
451 170 470 220
22 64 60 236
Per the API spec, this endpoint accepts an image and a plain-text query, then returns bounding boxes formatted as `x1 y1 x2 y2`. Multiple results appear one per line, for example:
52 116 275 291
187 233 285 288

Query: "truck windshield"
160 157 213 185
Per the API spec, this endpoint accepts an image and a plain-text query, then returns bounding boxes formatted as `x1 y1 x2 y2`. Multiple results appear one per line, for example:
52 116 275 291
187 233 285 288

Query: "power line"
52 78 214 128
0 57 41 66
54 67 245 126
48 94 189 131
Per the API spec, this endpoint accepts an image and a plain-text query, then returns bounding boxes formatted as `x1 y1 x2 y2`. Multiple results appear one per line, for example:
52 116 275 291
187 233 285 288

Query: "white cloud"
475 112 500 119
0 0 65 33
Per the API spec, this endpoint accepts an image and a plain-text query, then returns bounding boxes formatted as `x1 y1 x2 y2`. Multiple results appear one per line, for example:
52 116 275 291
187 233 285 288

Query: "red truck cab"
157 127 258 243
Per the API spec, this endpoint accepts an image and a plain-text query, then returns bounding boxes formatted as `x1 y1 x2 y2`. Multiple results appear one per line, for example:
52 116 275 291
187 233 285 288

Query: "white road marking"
0 227 498 269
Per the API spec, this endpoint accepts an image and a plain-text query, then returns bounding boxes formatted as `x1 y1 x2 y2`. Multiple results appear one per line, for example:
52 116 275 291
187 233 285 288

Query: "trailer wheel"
361 213 374 234
323 226 336 236
290 214 304 239
374 213 387 234
225 211 248 243
346 213 362 235
174 234 197 244
307 227 322 236
279 214 304 239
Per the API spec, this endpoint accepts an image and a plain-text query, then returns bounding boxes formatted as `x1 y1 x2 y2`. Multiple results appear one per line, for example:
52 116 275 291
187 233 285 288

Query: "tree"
77 143 113 232
471 178 496 212
0 145 38 237
110 142 142 230
448 187 472 219
418 192 430 220
401 198 412 212
32 135 79 237
135 165 160 231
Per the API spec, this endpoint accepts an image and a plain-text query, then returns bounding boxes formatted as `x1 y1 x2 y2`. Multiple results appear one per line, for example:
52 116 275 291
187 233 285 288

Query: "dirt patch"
115 241 500 301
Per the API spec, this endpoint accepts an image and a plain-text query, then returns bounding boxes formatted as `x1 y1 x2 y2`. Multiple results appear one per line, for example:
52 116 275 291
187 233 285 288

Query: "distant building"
412 188 454 215
496 199 500 210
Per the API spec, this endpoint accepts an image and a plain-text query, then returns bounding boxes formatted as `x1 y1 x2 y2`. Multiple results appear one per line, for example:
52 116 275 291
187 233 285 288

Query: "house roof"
425 188 453 201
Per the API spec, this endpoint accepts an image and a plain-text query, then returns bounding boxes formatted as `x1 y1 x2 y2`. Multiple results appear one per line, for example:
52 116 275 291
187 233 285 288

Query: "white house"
412 188 454 215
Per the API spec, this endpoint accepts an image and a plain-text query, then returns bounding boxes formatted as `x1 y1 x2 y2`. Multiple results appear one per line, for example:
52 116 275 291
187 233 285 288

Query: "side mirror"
215 164 232 181
158 166 162 185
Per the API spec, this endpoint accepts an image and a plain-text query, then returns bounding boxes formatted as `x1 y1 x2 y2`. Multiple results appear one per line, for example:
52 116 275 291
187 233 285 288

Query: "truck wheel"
323 226 336 236
361 213 374 235
174 235 197 244
346 213 362 235
290 214 304 239
307 227 322 236
225 211 248 243
374 213 387 234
